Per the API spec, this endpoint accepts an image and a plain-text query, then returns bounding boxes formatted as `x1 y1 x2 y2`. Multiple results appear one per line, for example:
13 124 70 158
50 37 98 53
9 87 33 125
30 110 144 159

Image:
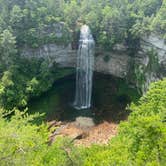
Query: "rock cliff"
21 34 166 92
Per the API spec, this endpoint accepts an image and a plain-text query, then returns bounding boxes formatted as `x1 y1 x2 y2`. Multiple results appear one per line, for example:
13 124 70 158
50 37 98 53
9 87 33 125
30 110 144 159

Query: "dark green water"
28 73 139 123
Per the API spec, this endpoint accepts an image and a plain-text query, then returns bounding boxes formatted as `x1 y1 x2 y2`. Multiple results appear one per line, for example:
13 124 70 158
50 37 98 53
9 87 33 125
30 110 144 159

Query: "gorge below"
29 73 138 122
28 73 139 145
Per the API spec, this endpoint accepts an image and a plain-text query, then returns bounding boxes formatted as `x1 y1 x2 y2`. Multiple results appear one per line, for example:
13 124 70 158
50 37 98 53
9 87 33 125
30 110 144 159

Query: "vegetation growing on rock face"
0 30 17 71
152 0 166 39
133 48 161 94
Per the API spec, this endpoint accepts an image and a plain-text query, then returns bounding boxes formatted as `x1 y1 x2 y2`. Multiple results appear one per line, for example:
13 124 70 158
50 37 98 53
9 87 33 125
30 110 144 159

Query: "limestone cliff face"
21 34 166 92
21 44 76 68
94 51 131 78
21 45 131 79
135 34 166 92
141 34 166 68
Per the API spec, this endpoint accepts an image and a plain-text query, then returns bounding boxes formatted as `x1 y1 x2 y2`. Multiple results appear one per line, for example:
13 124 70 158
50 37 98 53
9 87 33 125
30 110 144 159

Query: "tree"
152 0 166 38
0 108 74 166
0 30 17 69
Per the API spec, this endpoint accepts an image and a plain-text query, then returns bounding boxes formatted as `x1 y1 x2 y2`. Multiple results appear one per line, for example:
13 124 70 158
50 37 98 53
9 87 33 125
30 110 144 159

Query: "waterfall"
74 25 95 110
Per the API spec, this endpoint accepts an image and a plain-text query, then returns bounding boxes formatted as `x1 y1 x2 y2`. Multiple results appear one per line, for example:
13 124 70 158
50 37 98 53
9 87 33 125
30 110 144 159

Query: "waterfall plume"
73 25 95 110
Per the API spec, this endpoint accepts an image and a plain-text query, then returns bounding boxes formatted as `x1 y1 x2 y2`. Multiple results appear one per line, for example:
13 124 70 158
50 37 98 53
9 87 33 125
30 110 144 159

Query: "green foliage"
0 0 70 48
103 54 110 63
0 1 166 164
152 0 166 38
0 68 27 109
98 6 123 49
134 64 146 93
116 79 140 102
0 30 17 70
0 108 48 166
133 48 160 93
0 108 75 166
146 48 160 72
0 0 165 50
71 78 166 166
130 78 166 118
0 58 74 109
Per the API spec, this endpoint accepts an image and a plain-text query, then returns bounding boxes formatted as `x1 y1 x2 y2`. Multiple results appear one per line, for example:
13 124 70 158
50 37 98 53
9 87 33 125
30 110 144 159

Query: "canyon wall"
21 34 166 91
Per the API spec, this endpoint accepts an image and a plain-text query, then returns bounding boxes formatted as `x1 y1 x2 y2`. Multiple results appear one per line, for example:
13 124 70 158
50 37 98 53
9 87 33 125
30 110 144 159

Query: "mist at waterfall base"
73 25 95 110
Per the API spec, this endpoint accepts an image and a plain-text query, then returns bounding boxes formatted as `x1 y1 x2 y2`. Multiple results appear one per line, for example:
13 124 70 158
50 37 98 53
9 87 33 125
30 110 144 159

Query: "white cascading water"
73 25 95 110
